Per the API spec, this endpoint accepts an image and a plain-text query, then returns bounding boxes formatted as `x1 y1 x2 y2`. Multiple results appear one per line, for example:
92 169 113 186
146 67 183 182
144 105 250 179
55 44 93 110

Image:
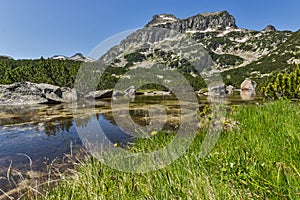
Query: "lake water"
0 92 263 192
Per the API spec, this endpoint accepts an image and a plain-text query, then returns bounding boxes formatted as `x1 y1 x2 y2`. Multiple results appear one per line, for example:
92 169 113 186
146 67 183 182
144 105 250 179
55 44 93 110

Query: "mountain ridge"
51 53 95 62
1 11 299 89
146 11 237 32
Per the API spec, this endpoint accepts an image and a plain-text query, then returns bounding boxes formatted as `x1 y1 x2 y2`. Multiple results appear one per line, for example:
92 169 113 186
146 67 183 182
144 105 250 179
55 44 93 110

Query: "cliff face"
146 11 237 32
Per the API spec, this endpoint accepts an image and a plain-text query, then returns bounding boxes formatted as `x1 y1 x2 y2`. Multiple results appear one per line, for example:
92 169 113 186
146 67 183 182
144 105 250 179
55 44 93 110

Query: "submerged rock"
0 82 77 105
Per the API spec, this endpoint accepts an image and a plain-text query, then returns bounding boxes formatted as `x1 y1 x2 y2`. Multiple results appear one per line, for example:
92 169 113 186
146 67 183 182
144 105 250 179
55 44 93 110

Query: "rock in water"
226 85 234 94
0 82 77 105
240 78 256 100
208 84 226 96
241 78 256 91
84 90 113 99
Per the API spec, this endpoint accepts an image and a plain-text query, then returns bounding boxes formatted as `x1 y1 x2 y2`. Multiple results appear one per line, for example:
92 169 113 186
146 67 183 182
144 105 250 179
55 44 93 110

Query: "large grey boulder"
208 84 226 96
84 87 136 100
0 82 77 105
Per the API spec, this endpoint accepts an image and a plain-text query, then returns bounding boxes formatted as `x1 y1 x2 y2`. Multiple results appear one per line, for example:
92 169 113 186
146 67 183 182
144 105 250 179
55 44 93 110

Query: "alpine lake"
0 91 263 192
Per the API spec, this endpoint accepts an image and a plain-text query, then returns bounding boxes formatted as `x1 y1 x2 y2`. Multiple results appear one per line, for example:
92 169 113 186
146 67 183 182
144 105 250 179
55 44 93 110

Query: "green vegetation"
0 58 81 87
0 58 129 91
0 53 208 91
224 30 300 88
39 100 299 199
210 52 244 67
262 65 300 99
124 52 146 66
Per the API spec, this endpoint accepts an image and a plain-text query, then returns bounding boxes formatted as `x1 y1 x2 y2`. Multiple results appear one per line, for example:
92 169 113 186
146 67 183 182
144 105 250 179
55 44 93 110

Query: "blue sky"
0 0 299 59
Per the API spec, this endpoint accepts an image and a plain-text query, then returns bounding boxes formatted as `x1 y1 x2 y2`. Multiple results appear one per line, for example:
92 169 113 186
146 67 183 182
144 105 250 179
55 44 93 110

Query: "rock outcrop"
0 82 77 105
241 78 257 91
84 90 113 99
146 11 237 32
84 87 136 100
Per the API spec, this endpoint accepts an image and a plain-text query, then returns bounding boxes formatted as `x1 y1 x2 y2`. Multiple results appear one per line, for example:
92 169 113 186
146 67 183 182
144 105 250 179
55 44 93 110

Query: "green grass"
39 100 299 199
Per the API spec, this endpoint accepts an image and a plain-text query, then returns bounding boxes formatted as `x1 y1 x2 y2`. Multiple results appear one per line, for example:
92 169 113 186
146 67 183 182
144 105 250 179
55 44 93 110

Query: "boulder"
84 90 113 99
241 78 256 91
0 82 77 105
208 84 226 96
84 87 135 100
38 83 77 103
112 91 125 97
226 85 234 94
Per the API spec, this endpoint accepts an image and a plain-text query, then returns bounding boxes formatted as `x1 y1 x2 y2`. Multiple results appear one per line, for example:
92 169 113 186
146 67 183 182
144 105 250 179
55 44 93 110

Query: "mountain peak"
263 25 277 32
51 53 95 62
0 55 14 60
201 10 230 17
146 11 237 32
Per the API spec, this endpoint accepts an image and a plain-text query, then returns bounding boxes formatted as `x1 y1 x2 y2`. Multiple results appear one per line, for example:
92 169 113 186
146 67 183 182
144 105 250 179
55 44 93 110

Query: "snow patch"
235 37 249 43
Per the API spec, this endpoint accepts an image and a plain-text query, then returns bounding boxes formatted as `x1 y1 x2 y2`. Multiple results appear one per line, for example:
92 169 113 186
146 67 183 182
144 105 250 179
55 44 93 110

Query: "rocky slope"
146 11 293 72
98 11 298 87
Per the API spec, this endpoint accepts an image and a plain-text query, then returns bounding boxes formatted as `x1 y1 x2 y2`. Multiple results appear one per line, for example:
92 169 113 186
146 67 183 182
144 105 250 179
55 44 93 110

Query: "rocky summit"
263 25 277 32
146 11 237 32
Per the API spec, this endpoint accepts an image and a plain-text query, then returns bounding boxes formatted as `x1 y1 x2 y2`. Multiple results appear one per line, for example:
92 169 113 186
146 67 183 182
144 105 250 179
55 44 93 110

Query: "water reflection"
0 96 186 169
0 94 263 171
240 90 256 101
